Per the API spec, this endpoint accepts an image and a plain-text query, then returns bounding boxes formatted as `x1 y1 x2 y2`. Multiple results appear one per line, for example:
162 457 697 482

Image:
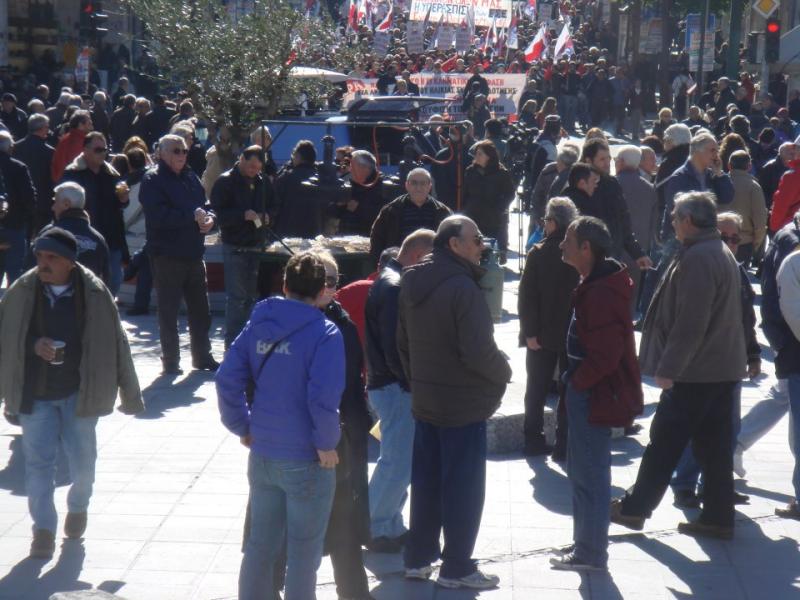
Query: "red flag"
482 16 497 53
347 0 357 31
376 4 393 31
524 25 546 62
440 54 458 72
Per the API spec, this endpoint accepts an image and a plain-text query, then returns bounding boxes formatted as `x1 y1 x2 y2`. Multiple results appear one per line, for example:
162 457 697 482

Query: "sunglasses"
720 234 742 245
172 148 189 155
471 234 485 247
92 147 108 154
324 275 339 289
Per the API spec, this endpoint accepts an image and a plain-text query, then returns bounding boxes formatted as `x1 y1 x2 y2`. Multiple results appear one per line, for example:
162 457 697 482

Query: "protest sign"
409 0 512 28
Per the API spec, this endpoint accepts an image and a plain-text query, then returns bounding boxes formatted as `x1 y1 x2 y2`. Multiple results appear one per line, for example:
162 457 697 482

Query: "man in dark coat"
0 93 28 140
109 94 136 153
272 141 321 238
430 125 473 211
336 150 389 236
14 114 55 233
398 216 511 589
369 168 451 262
759 143 796 213
0 130 36 285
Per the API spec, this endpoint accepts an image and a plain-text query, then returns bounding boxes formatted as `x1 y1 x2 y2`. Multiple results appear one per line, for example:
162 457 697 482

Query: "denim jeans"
672 383 742 492
222 244 260 349
0 227 27 286
787 375 800 503
367 382 413 539
738 378 793 452
404 419 486 579
566 383 611 567
239 453 336 600
108 248 123 297
18 393 98 533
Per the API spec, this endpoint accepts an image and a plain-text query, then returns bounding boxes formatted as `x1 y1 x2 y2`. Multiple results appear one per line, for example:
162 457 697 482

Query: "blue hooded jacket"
216 296 345 461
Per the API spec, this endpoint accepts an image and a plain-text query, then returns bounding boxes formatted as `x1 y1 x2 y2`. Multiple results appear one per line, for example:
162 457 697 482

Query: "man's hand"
240 434 252 448
526 336 542 350
244 210 259 222
655 376 674 390
636 256 654 270
747 361 761 380
198 215 214 234
317 449 339 469
194 207 207 223
346 199 359 213
34 337 56 362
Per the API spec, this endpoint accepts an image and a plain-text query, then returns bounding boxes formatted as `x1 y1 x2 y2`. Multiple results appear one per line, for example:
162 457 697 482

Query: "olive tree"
123 0 355 138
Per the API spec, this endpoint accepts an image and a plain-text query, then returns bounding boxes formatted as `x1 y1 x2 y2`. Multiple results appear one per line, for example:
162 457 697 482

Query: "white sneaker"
436 569 500 589
733 448 746 478
405 565 435 580
552 544 575 557
550 552 607 572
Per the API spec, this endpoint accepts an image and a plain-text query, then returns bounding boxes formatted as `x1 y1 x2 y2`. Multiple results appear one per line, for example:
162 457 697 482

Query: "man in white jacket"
775 246 800 520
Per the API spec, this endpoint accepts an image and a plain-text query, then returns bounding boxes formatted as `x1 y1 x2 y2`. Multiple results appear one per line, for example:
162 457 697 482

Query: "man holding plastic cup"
0 227 143 560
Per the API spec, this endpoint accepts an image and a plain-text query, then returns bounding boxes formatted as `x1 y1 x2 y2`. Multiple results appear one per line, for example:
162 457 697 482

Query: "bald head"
398 228 435 267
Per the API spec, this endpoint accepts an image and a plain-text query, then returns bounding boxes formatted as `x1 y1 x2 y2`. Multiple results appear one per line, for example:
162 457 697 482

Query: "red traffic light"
767 21 780 33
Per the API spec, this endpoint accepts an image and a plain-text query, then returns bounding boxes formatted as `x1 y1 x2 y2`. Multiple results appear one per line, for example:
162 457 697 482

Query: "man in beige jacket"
727 150 768 266
0 228 143 560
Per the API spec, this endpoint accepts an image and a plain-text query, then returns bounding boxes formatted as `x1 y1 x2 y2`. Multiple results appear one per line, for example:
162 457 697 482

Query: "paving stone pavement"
1 221 799 599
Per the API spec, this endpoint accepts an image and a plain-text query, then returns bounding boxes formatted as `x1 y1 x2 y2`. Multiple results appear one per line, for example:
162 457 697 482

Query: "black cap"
33 227 78 262
1 93 17 104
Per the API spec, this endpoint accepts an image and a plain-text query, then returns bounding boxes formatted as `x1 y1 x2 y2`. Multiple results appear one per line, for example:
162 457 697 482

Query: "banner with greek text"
409 0 513 28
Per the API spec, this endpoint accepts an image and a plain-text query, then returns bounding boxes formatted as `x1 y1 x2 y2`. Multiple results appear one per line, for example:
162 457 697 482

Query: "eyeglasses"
172 148 189 155
92 147 108 154
720 234 742 245
324 275 339 289
406 179 429 186
543 217 555 222
470 234 485 247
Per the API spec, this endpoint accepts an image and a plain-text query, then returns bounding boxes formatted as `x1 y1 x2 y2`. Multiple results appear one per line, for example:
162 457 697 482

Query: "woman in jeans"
216 252 346 600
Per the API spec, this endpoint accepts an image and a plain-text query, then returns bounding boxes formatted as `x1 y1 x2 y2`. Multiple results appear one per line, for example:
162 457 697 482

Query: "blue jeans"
18 393 98 533
787 375 800 503
222 244 260 349
108 248 123 297
0 227 27 285
672 383 742 492
566 383 611 568
404 419 486 579
367 382 413 538
240 454 336 600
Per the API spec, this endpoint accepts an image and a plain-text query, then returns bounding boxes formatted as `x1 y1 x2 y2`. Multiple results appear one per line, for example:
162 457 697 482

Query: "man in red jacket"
51 110 93 183
551 215 643 572
769 157 800 233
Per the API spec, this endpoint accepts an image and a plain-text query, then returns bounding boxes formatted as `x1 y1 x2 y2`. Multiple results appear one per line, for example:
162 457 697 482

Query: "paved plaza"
0 235 798 599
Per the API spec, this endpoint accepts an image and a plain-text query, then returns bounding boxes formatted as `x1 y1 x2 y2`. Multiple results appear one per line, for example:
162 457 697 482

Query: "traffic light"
747 32 758 63
79 0 93 40
90 1 108 40
765 18 781 63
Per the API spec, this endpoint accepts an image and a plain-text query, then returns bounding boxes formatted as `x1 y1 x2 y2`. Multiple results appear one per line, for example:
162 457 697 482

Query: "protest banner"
373 30 391 56
409 0 512 28
437 25 456 49
407 20 426 54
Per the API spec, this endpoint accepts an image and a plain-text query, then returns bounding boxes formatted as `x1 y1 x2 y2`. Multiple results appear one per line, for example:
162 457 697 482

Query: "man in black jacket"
14 114 54 233
364 228 434 554
369 168 451 262
210 146 274 348
273 140 320 238
759 143 796 214
0 131 36 285
398 216 511 589
38 182 110 283
336 150 389 236
431 125 473 211
109 94 136 153
139 134 218 374
1 93 28 140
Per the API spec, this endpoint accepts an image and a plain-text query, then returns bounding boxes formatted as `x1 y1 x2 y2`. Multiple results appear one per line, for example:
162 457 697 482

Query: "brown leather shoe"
30 529 55 559
677 520 733 540
775 501 800 521
609 498 645 531
64 511 87 539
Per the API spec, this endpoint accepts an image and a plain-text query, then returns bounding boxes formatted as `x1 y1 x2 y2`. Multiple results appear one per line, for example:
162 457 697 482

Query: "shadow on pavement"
0 540 125 600
137 371 214 420
527 457 571 515
0 434 72 496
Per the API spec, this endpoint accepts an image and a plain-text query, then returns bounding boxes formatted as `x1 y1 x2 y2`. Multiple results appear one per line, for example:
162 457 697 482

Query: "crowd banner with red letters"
409 0 513 28
343 73 525 120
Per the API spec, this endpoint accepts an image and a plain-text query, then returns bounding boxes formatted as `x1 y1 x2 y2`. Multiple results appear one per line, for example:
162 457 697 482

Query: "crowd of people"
0 1 799 598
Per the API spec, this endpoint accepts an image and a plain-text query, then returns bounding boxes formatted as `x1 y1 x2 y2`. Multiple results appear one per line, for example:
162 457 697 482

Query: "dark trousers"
524 348 567 450
151 255 212 366
404 419 486 579
124 247 153 310
621 381 736 527
736 243 754 269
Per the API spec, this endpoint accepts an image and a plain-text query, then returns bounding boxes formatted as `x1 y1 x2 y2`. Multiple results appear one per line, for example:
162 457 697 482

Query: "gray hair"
93 91 107 104
434 215 477 249
779 142 795 158
545 196 578 230
557 144 580 167
158 134 187 156
170 121 195 138
27 99 45 114
406 167 431 183
399 228 436 256
250 125 271 145
350 150 376 172
690 132 717 156
57 91 72 106
673 191 718 230
616 145 642 169
568 216 612 259
663 123 692 148
717 211 742 230
28 113 49 133
54 182 86 209
0 131 13 153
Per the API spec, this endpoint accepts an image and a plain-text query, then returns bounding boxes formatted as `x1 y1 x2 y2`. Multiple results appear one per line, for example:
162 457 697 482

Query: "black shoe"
775 501 800 520
64 511 87 539
30 529 55 559
677 520 733 540
633 320 643 332
550 448 567 463
624 423 643 436
733 492 750 505
523 443 553 457
673 489 701 509
366 535 405 553
192 357 220 371
161 363 183 375
126 306 149 316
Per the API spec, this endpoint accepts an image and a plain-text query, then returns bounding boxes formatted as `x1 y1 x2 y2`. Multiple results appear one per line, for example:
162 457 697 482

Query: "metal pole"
726 0 743 79
696 0 710 99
